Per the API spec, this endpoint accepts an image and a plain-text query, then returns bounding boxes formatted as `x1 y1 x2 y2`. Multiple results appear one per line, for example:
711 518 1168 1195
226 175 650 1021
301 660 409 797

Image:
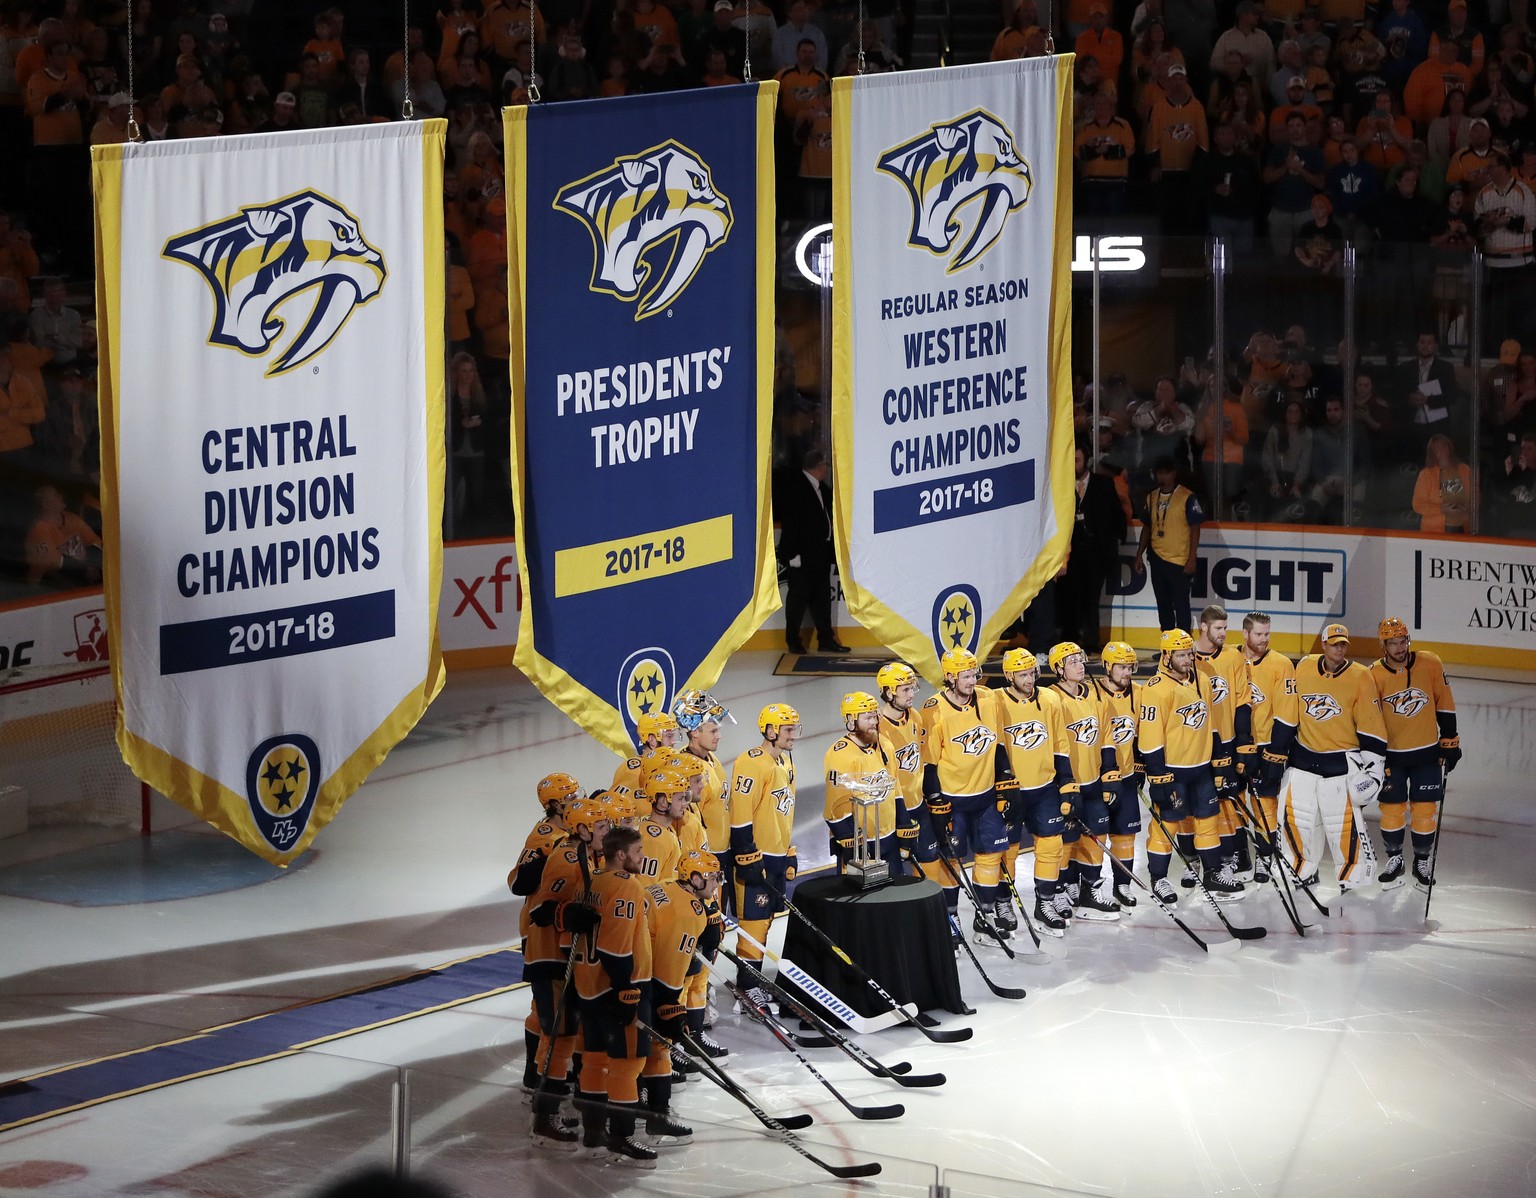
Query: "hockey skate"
1378 854 1405 889
973 907 1010 944
1203 863 1247 900
1112 880 1138 908
1073 883 1121 921
1032 894 1066 936
1151 877 1178 905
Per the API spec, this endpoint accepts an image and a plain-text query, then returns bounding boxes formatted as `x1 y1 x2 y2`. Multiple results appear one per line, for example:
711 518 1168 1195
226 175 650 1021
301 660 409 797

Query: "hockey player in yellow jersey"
1282 623 1390 891
1092 642 1142 908
991 646 1076 936
1369 617 1460 890
674 849 728 1069
728 703 799 1004
572 824 656 1167
522 796 610 1152
641 750 708 856
1137 629 1247 904
1241 611 1298 876
1046 641 1122 922
638 858 713 1152
673 689 735 912
824 691 911 876
636 767 688 884
1193 605 1256 883
508 770 584 1090
612 712 681 800
877 662 930 880
918 647 1014 942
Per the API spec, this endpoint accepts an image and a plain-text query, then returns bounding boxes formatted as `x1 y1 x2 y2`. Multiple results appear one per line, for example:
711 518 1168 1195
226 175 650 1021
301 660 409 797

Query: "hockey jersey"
991 686 1072 789
1245 648 1298 751
919 688 1000 798
1136 668 1215 772
1369 650 1457 762
1091 676 1139 775
823 733 903 840
574 868 652 1001
1290 655 1388 776
728 745 797 857
879 707 926 811
1195 645 1252 747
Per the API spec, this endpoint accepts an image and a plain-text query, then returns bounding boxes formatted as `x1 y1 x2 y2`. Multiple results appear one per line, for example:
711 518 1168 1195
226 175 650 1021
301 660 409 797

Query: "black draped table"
778 874 967 1023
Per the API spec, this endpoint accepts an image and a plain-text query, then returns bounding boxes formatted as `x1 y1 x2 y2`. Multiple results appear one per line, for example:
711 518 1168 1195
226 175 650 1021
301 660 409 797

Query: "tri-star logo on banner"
504 88 779 753
831 59 1076 684
92 122 448 863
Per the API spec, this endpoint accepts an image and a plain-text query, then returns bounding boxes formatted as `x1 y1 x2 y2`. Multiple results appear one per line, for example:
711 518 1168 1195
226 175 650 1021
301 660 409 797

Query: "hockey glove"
1440 736 1461 773
1059 781 1081 818
996 782 1021 824
1211 755 1234 795
610 987 642 1026
927 796 953 837
1101 769 1121 805
785 848 798 881
1235 743 1259 777
896 823 919 841
735 850 767 887
1346 750 1386 806
528 900 558 928
559 901 601 934
1148 773 1177 814
656 1002 688 1042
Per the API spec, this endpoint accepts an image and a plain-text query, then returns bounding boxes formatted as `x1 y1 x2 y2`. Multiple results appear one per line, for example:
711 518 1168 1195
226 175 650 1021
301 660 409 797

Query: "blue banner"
504 87 779 753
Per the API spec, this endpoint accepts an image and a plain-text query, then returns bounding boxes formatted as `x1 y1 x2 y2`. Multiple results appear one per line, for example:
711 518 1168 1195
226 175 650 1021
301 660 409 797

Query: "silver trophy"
839 769 894 890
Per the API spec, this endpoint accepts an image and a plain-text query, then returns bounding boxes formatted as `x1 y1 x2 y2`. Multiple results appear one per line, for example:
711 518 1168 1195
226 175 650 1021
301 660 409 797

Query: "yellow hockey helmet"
758 702 801 737
1001 647 1038 675
561 798 611 838
647 768 689 801
1378 616 1410 641
875 661 918 693
636 711 679 741
536 771 583 814
1048 641 1086 673
681 848 722 882
840 691 880 719
941 647 979 677
1159 629 1195 653
1100 641 1138 667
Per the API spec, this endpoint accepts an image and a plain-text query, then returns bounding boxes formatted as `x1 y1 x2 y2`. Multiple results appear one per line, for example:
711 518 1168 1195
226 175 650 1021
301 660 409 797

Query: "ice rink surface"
2 655 1534 1198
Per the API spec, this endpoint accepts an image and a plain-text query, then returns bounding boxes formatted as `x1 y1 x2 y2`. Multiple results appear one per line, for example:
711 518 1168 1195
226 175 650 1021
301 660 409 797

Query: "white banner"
831 58 1075 682
92 121 447 863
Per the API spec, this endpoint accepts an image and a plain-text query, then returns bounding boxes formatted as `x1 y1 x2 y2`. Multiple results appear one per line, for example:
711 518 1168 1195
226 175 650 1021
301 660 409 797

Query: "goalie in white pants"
1279 623 1390 888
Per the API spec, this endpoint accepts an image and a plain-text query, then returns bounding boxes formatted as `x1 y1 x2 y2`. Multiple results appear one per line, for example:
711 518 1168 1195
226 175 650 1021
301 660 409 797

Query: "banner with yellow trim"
91 121 448 864
503 87 779 754
831 58 1075 684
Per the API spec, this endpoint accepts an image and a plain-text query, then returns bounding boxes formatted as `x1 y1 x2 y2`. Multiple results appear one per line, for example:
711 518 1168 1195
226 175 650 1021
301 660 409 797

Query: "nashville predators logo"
953 724 998 756
1067 716 1100 745
554 140 732 320
1175 701 1208 729
244 732 321 854
876 108 1032 273
1302 693 1343 721
771 786 794 814
931 584 981 661
1386 688 1430 718
1249 681 1267 707
617 646 676 748
895 741 922 773
163 190 386 378
1005 721 1046 751
1110 714 1135 745
1209 676 1230 706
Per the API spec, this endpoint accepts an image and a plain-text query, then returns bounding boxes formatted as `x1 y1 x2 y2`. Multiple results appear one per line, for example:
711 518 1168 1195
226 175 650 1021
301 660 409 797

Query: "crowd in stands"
2 0 1534 595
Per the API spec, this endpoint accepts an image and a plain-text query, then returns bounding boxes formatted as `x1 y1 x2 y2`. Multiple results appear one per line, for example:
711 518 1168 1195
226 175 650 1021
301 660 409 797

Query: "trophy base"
844 859 891 891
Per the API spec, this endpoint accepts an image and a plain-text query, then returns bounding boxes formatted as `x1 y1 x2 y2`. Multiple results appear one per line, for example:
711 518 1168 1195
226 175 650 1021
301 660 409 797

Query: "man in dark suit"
775 448 848 653
1395 330 1461 460
1059 442 1129 653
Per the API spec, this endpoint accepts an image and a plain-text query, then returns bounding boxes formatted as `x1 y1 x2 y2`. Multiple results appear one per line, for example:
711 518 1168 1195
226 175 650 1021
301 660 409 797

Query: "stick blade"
1229 925 1268 940
853 1103 906 1120
916 1024 974 1043
776 1112 815 1130
790 1034 835 1049
824 1162 883 1179
892 1071 947 1088
886 1061 913 1074
1203 935 1243 955
987 983 1028 1000
1424 918 1441 933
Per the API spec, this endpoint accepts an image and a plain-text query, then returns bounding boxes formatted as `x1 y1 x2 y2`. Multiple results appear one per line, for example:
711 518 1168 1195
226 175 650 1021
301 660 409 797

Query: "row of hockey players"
502 615 1459 1159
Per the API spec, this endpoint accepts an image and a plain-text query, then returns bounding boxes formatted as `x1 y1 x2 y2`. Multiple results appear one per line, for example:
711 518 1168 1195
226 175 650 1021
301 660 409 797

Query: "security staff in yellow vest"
1132 457 1205 637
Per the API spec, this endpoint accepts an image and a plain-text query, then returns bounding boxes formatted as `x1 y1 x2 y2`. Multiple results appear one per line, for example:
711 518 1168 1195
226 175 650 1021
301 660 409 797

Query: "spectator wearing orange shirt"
0 213 39 310
1356 91 1414 170
302 13 345 85
1428 0 1484 79
1412 434 1473 532
1446 116 1498 191
0 341 44 456
482 0 544 67
632 0 681 53
1403 40 1473 130
1269 75 1324 141
701 49 739 86
1195 375 1250 516
385 26 426 87
25 483 101 586
1074 4 1124 90
447 243 475 353
13 19 69 96
467 196 508 296
1074 91 1134 214
24 38 85 145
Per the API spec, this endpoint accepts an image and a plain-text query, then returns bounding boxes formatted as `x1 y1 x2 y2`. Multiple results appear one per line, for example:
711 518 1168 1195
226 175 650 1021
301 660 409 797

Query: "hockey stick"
933 832 1017 960
1141 795 1267 941
1225 790 1312 936
1264 770 1335 918
762 879 976 1043
721 916 918 1036
1424 762 1447 931
722 967 906 1120
932 836 1027 999
1067 819 1239 955
996 864 1057 959
660 1023 883 1179
713 939 947 1088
